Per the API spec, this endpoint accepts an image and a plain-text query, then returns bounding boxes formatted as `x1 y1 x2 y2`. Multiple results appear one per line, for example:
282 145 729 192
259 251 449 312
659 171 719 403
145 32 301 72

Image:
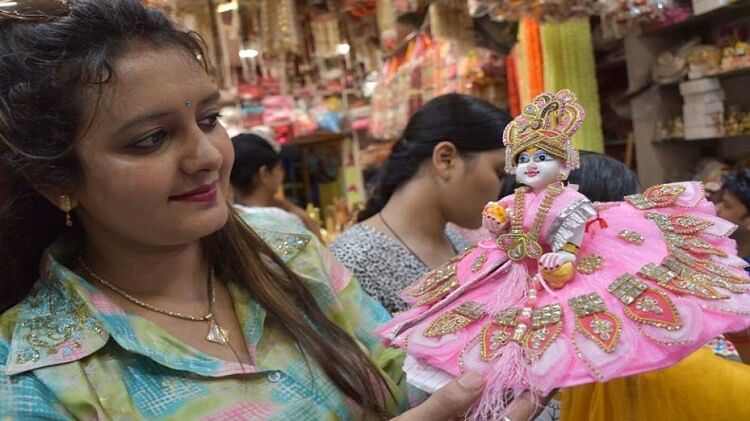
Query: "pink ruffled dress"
378 181 750 419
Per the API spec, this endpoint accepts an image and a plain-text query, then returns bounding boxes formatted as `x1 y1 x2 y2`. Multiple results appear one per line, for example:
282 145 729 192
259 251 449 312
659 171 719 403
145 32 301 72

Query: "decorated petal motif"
625 184 687 210
480 323 515 361
663 233 728 258
669 247 709 268
663 256 744 294
406 264 457 298
639 263 727 300
668 215 715 234
527 240 544 259
478 304 565 361
704 262 750 284
577 255 604 275
424 302 486 337
618 230 645 245
413 275 460 307
525 322 562 358
645 212 715 235
569 293 622 353
608 274 682 330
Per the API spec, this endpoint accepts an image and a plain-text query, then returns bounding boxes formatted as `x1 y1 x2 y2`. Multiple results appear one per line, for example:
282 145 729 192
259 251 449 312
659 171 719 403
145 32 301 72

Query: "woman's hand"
393 372 551 421
539 251 576 272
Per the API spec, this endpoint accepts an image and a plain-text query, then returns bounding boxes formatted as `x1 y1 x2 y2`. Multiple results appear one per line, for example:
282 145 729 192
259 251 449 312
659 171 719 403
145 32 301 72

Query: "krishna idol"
378 90 750 419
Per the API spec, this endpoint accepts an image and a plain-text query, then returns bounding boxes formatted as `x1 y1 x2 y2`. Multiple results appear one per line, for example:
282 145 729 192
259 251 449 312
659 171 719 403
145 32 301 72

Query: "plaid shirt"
0 207 414 420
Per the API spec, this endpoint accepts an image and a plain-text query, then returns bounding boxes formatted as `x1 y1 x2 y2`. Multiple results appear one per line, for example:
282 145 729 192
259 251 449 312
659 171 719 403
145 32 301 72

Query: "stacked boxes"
679 78 725 140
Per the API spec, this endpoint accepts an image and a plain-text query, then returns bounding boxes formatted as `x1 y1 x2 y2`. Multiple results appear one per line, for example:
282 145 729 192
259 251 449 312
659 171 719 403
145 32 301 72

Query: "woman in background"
230 131 321 237
331 94 511 313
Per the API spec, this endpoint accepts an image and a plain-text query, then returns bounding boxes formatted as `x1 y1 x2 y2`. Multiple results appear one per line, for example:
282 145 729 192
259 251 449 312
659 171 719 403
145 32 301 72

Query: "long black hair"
0 1 391 416
230 133 281 195
359 94 511 221
568 151 640 201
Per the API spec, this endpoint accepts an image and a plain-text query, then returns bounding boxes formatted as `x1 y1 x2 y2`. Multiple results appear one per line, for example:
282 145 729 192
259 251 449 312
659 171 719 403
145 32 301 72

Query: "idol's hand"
539 251 576 272
482 212 510 235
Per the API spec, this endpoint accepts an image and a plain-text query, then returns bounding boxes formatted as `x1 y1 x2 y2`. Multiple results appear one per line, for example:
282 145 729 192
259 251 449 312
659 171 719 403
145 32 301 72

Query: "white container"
692 0 735 15
679 78 721 95
683 101 725 115
682 91 726 104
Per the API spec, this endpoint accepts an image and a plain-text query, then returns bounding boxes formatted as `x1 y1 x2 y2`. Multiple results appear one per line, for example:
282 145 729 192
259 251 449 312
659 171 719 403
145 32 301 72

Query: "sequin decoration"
424 301 486 337
478 305 563 361
636 296 663 314
609 274 682 330
413 275 459 307
479 323 515 360
625 184 686 210
531 304 563 328
569 293 622 353
577 254 604 275
13 282 105 366
645 212 714 235
525 322 562 357
669 215 714 234
618 230 645 245
663 232 728 258
608 274 648 305
256 231 311 259
407 264 457 298
471 254 488 273
652 259 732 298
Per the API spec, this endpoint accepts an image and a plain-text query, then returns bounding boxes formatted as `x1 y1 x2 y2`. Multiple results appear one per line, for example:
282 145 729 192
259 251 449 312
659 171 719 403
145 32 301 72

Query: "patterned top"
0 208 416 420
330 223 470 313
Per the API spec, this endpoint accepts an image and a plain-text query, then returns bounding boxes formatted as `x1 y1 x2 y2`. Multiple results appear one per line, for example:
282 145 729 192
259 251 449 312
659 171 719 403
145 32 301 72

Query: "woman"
0 1 548 419
230 131 321 236
331 95 511 313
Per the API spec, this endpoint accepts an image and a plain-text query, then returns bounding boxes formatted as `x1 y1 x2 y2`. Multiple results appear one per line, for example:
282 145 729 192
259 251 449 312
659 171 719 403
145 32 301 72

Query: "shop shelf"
643 0 750 38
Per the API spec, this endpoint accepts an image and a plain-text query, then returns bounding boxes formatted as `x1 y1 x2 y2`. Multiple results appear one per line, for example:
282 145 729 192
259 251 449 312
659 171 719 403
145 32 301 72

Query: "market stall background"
146 0 750 240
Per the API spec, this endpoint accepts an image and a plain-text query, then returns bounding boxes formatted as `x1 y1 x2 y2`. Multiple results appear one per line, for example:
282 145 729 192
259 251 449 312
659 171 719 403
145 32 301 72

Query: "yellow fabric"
561 347 750 421
540 18 604 153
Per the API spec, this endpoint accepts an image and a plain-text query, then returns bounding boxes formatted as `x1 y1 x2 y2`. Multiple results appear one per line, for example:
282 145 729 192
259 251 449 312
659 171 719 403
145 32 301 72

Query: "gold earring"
558 171 568 181
59 195 73 227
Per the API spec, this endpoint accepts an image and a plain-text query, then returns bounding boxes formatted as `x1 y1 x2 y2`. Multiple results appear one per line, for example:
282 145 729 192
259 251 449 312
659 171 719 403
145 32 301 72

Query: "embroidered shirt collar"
5 226 311 376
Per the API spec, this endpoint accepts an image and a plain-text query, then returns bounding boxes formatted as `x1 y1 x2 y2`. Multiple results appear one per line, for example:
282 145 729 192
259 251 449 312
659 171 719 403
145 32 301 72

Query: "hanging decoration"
540 18 604 152
518 17 544 106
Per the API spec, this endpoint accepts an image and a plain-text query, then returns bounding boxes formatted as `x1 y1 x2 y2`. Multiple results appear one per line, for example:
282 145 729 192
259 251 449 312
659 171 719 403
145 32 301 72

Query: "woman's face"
515 148 563 191
442 149 506 229
72 45 234 249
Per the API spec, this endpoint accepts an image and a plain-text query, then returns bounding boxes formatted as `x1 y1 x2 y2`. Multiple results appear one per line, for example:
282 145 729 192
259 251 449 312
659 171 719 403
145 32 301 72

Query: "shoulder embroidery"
10 280 105 369
255 230 311 261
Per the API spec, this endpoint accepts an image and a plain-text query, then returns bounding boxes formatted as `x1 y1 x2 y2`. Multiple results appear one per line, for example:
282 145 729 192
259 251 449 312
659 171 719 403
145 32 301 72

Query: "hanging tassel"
487 261 529 315
467 342 535 421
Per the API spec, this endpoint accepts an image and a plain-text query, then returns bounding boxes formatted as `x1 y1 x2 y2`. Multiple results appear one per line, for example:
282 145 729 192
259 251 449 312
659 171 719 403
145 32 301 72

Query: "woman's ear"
432 141 459 181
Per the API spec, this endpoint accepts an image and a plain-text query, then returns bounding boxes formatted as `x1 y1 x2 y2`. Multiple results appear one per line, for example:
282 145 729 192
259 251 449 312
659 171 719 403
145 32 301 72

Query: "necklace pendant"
206 319 229 345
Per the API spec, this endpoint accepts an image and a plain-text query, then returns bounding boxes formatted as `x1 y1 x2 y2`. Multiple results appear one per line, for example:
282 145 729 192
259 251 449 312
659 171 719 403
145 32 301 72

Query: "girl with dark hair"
0 1 551 419
331 94 511 313
230 131 321 236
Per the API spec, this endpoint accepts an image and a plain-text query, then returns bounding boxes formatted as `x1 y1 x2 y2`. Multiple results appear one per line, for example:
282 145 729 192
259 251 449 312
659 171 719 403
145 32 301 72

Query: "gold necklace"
497 182 564 261
78 257 230 346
